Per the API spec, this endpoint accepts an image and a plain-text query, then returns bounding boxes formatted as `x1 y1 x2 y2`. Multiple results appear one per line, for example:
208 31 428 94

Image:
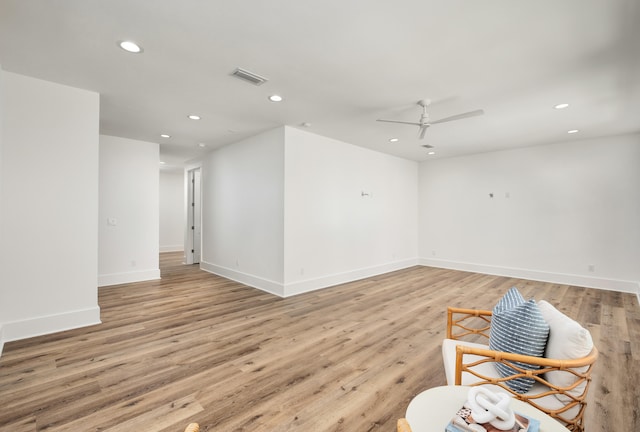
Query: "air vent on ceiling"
231 67 268 86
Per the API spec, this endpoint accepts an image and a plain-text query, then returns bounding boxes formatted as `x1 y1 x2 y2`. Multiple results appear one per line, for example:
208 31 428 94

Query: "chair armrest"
454 344 598 382
396 418 412 432
447 306 493 340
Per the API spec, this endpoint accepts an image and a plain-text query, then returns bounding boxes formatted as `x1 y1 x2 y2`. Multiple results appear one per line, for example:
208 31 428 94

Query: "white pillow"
537 300 594 402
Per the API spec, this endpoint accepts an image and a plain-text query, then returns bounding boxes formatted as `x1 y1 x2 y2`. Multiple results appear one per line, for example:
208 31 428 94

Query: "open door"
185 167 201 264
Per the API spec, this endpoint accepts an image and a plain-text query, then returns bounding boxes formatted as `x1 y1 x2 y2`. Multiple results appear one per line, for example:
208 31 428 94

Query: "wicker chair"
396 418 412 432
442 307 598 432
184 423 199 432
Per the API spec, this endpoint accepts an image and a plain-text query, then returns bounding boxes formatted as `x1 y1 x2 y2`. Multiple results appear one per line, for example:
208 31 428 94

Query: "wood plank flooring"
0 253 638 431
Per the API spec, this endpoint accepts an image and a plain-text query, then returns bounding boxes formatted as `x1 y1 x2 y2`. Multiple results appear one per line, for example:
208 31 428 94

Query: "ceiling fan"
377 99 484 142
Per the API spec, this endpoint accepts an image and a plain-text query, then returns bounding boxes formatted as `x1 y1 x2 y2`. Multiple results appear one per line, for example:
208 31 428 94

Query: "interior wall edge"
419 257 639 295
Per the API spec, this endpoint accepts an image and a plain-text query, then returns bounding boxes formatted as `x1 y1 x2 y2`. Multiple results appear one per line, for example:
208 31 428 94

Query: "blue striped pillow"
489 287 550 393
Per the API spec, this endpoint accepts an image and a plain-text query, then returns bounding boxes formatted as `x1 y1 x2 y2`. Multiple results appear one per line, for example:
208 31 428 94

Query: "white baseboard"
98 269 161 287
0 306 101 348
160 245 184 253
419 257 640 294
200 259 419 298
283 258 419 297
200 261 285 296
196 258 640 303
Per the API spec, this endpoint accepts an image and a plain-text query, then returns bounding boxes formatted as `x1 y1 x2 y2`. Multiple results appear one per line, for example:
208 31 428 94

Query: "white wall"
199 126 419 297
418 134 640 293
200 128 286 295
0 71 100 347
98 135 160 286
0 66 4 352
283 127 419 296
160 170 184 252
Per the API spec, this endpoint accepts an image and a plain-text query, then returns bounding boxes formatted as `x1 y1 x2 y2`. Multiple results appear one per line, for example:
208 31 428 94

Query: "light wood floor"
0 253 638 432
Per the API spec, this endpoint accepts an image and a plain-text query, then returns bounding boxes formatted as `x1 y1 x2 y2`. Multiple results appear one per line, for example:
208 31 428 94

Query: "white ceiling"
1 0 639 169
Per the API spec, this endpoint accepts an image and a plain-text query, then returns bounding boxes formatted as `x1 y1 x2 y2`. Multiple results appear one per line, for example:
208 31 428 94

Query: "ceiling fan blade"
376 119 422 126
419 125 428 139
430 109 484 125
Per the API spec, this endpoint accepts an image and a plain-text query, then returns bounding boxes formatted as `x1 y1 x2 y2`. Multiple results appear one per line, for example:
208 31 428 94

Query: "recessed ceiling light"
428 151 436 155
567 129 579 134
389 138 399 143
119 40 142 53
554 103 569 109
268 95 283 102
159 161 166 165
198 143 206 148
188 115 201 120
160 134 171 138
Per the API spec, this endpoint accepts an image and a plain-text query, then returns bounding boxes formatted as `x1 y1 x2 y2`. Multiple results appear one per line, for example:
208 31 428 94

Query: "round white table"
405 385 569 432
